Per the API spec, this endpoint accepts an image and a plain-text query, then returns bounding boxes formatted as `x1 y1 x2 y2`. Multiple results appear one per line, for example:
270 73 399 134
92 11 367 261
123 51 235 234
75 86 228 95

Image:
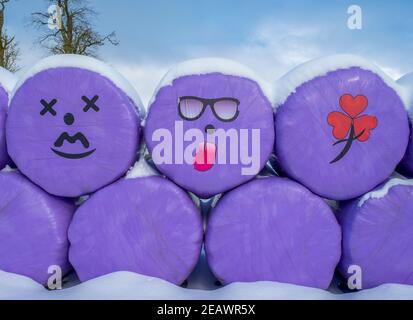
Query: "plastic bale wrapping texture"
145 58 275 199
205 176 341 289
397 73 413 177
0 68 17 169
6 55 142 198
338 179 413 289
275 55 409 200
68 176 203 285
0 84 8 169
0 171 75 285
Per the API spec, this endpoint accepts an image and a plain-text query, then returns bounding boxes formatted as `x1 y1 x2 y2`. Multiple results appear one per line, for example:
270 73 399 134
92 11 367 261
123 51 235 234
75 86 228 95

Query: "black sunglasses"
178 96 240 122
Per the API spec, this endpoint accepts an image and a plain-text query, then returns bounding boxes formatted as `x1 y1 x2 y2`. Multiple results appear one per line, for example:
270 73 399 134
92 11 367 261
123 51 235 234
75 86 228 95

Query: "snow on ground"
1 269 413 300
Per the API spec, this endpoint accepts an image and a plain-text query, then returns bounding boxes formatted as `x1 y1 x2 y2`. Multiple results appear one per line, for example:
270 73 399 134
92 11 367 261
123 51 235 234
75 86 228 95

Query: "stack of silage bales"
0 53 412 292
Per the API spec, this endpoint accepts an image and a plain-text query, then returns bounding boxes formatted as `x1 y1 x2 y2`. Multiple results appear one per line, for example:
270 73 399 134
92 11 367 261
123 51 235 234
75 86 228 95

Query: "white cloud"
107 21 407 109
224 22 323 82
112 22 325 109
113 62 170 108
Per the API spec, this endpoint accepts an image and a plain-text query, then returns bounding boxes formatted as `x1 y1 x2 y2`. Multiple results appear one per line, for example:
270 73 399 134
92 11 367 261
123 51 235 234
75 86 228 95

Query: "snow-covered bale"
338 176 413 289
68 169 203 285
0 68 17 169
144 58 275 198
205 177 341 289
397 73 413 176
274 54 409 200
397 73 413 111
7 54 143 197
0 170 74 285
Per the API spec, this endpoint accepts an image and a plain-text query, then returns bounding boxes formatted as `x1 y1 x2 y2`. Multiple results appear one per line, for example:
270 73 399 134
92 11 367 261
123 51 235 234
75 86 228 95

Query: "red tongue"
194 142 216 172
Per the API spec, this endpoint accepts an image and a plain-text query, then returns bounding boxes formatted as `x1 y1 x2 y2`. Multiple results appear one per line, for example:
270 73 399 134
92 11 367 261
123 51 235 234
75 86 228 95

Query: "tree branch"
31 0 119 57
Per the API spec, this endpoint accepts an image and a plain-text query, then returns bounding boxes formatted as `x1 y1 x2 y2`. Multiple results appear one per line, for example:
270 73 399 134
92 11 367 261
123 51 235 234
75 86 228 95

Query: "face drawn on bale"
7 67 141 197
145 73 275 198
40 93 100 159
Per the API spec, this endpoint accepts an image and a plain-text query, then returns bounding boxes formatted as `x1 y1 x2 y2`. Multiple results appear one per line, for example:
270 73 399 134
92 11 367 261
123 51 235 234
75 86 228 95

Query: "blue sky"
5 0 413 103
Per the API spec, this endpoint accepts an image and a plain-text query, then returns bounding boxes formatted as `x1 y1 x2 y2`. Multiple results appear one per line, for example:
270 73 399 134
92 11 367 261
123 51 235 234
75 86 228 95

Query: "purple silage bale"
0 170 75 285
145 58 275 199
7 55 143 197
338 177 413 289
275 55 409 200
68 175 203 285
205 176 341 289
0 68 17 169
397 73 413 177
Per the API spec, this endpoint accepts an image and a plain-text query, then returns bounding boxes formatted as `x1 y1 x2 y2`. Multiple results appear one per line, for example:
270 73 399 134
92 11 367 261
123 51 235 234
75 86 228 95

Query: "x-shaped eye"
40 99 57 116
82 95 100 112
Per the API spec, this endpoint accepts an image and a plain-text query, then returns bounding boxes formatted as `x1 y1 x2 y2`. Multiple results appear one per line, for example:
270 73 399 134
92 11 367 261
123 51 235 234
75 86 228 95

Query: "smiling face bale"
7 67 141 197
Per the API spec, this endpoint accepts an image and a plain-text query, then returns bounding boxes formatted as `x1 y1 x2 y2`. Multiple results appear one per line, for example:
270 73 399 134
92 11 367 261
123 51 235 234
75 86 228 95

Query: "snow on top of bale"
398 72 413 89
274 54 409 110
0 67 18 95
397 73 413 120
11 54 145 118
358 174 413 207
148 57 274 110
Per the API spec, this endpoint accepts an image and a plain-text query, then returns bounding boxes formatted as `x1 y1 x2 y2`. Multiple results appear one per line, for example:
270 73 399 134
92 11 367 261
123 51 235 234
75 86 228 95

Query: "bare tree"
0 0 19 72
32 0 118 57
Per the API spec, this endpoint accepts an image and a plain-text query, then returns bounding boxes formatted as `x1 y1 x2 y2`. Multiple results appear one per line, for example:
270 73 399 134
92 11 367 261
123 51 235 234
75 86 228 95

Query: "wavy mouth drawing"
51 148 96 159
52 132 96 159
